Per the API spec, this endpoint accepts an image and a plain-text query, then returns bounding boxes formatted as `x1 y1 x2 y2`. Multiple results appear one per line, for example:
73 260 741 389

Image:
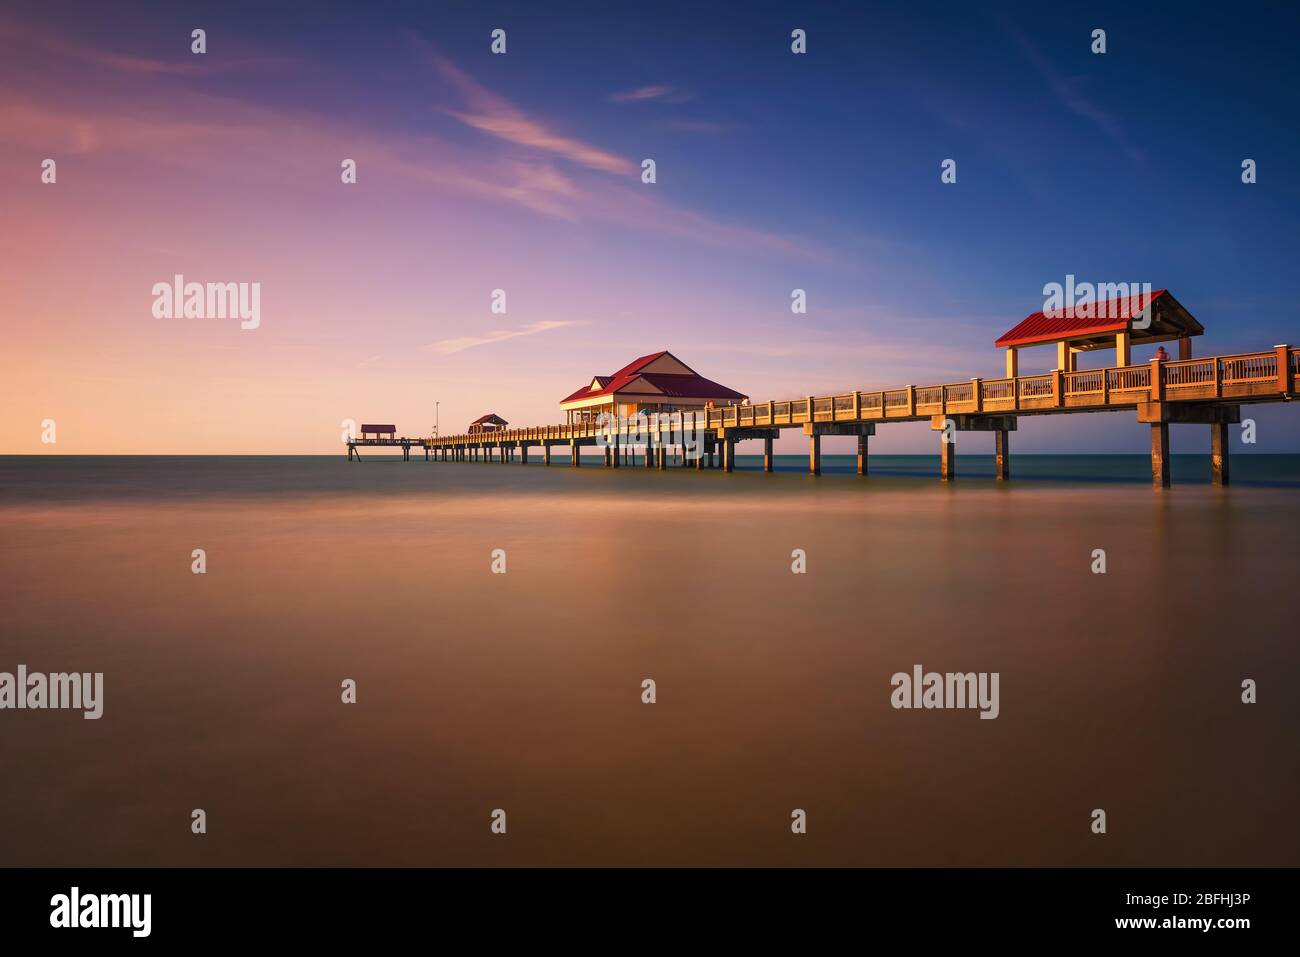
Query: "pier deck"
400 346 1298 487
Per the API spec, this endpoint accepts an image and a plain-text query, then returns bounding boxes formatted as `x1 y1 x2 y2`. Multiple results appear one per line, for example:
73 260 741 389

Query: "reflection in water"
1 456 1297 866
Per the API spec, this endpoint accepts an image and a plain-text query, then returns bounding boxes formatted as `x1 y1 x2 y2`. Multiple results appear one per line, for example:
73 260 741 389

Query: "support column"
657 446 666 470
995 430 1010 481
347 445 353 461
856 433 869 475
940 434 955 481
519 444 529 465
722 437 734 472
543 444 552 466
611 438 620 469
763 436 773 473
644 444 655 468
1151 423 1171 488
695 444 704 470
1210 421 1230 486
571 442 581 467
809 433 821 475
604 445 611 467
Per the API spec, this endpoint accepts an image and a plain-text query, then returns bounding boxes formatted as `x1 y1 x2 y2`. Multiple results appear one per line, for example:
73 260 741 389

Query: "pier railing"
426 346 1296 447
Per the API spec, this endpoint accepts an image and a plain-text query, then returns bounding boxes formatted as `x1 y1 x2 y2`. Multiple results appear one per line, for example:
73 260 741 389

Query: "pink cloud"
426 320 582 355
609 84 694 104
414 40 634 175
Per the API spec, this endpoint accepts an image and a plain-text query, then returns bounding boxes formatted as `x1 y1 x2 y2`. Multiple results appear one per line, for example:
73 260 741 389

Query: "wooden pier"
346 423 429 461
410 346 1297 487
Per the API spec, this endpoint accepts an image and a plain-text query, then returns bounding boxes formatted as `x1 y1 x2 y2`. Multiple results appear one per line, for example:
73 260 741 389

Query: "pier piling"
940 435 956 481
1151 423 1171 488
1211 422 1230 486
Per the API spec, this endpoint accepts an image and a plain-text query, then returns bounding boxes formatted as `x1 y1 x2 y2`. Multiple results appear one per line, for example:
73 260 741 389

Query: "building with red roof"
559 351 747 425
994 288 1204 376
467 412 508 434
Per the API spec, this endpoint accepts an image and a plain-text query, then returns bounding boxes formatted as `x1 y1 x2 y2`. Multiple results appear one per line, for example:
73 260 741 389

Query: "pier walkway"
390 346 1297 487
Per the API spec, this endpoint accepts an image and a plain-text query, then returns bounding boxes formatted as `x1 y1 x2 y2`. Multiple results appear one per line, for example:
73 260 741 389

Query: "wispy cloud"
1 24 828 262
0 16 292 76
609 84 693 104
426 320 582 356
414 37 633 174
665 118 737 136
1007 28 1143 162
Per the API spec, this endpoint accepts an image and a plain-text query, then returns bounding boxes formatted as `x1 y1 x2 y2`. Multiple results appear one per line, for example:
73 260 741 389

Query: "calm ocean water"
2 454 1298 866
4 452 1300 501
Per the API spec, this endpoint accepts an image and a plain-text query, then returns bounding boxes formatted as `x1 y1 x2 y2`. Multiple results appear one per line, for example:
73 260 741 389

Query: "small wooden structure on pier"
467 413 508 434
403 291 1298 487
347 423 429 461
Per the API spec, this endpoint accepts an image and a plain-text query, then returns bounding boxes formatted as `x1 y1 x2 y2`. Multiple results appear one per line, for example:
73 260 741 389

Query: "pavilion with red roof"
995 288 1204 377
467 412 508 434
559 351 747 425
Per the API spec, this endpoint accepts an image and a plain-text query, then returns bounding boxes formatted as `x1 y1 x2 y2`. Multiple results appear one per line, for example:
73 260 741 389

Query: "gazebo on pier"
467 413 508 434
359 424 397 440
995 288 1204 376
559 351 747 426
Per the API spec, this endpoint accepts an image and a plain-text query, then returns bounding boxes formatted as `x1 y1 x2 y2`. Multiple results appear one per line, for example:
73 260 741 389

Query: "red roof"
470 412 508 425
360 423 396 432
560 351 746 405
996 289 1168 348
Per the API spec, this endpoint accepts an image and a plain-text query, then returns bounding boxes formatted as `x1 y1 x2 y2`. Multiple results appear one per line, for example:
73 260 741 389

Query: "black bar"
0 868 1283 944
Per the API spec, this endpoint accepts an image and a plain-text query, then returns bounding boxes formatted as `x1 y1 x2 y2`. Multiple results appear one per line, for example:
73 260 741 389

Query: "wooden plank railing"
1164 358 1216 389
425 347 1296 446
1107 366 1150 392
1221 352 1276 383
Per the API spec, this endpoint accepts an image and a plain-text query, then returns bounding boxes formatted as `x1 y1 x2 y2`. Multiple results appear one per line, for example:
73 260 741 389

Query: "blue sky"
5 0 1299 452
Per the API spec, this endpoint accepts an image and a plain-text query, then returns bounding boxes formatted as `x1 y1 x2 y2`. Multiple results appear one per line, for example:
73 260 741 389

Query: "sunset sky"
3 1 1300 454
